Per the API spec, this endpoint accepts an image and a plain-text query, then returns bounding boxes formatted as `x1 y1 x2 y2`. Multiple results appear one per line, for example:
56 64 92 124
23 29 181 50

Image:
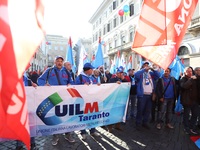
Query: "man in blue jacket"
135 62 160 130
37 56 75 145
75 63 100 140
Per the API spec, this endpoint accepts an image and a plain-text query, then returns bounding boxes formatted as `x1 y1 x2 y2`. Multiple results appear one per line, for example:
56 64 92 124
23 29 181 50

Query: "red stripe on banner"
67 88 82 98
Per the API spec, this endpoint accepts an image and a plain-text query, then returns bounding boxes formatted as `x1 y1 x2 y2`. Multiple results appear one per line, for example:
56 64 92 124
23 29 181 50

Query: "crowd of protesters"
17 55 200 150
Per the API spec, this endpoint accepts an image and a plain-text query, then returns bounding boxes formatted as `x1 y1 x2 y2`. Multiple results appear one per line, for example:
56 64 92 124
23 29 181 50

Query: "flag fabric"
66 37 74 66
114 50 120 72
77 42 89 75
127 55 132 70
91 54 95 66
66 37 76 73
0 0 44 149
132 0 198 70
174 95 183 115
93 37 104 68
169 55 185 80
190 136 200 149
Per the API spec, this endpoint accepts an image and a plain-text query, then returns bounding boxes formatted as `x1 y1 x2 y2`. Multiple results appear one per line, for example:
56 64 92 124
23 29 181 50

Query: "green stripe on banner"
48 92 63 105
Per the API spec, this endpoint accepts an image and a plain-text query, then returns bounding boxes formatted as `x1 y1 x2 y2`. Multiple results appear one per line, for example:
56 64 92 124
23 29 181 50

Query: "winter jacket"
109 76 128 83
156 75 177 100
37 66 72 86
75 72 98 85
135 68 160 97
180 75 198 106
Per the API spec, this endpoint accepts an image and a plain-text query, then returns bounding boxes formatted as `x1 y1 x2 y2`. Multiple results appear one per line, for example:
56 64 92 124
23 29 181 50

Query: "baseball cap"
83 63 95 69
55 56 64 61
116 66 124 73
142 61 149 66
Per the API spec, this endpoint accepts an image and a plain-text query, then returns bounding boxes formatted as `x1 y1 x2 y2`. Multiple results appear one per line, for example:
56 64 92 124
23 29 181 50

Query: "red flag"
132 0 198 69
0 0 44 149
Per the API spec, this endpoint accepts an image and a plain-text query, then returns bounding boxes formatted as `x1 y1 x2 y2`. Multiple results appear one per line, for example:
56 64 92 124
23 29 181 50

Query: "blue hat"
116 66 124 73
55 55 64 61
142 61 149 66
83 63 95 69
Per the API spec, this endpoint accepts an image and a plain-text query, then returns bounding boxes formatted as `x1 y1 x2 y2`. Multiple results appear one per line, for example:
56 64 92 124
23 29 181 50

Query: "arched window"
178 46 189 56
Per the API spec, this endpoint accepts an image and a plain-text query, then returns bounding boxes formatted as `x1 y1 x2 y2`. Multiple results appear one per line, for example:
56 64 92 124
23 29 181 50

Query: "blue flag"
66 37 74 66
169 55 185 80
94 37 104 68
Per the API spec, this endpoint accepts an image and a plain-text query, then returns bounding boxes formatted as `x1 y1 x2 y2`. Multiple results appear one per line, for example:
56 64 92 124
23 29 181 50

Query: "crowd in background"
19 55 200 150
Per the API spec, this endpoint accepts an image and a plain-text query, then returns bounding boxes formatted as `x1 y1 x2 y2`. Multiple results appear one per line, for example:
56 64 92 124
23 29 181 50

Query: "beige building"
44 35 68 67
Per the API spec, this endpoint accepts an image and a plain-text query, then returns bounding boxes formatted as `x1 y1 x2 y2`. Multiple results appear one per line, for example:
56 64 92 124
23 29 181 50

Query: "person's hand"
191 76 197 79
160 98 164 102
45 83 50 86
97 83 101 86
116 81 121 84
67 84 71 86
31 82 37 88
104 77 107 82
84 82 90 85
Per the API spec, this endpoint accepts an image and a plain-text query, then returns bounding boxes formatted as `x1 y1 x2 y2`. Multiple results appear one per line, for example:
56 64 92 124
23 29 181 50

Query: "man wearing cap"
135 61 160 130
108 66 128 133
75 62 100 140
37 56 75 145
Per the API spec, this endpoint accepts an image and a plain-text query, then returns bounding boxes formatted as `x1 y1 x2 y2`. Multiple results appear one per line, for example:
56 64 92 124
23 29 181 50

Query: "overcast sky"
44 0 103 42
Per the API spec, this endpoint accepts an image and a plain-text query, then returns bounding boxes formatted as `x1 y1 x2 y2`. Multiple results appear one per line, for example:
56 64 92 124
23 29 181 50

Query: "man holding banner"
75 63 100 140
37 56 75 145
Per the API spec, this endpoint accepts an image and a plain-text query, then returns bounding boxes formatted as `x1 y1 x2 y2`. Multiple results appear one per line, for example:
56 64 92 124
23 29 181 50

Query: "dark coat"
156 76 177 100
180 75 198 106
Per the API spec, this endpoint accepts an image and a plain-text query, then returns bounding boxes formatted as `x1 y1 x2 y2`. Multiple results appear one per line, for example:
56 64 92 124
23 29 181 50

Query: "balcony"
107 41 133 56
188 16 200 36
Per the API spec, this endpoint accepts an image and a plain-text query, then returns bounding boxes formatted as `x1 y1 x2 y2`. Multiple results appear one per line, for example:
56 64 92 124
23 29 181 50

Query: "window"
99 29 102 38
60 46 63 50
130 31 133 42
120 0 123 3
107 23 110 32
95 32 98 41
93 35 95 42
114 39 118 47
48 45 52 50
120 16 124 23
109 5 112 14
113 1 117 10
104 45 106 54
121 36 125 44
178 46 189 55
54 46 58 50
113 18 117 28
93 24 95 30
96 21 98 27
103 25 106 35
99 17 102 24
109 43 112 49
130 3 134 16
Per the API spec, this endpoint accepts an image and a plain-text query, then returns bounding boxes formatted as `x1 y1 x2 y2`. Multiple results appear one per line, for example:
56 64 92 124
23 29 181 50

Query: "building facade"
45 35 68 67
90 0 200 71
89 0 143 71
179 2 200 68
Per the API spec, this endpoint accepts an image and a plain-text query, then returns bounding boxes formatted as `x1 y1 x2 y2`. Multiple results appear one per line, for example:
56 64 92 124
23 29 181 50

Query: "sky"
44 0 103 42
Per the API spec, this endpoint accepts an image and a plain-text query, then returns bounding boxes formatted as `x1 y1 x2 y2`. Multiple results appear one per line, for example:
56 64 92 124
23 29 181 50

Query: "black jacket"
180 75 198 106
156 76 177 100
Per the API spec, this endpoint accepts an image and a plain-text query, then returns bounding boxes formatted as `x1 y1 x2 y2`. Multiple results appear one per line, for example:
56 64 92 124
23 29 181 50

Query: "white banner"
26 83 130 137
